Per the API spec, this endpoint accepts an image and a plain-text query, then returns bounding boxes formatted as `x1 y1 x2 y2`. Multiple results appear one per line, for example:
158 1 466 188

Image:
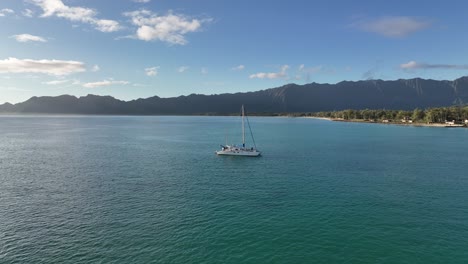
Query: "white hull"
216 105 260 157
216 149 261 157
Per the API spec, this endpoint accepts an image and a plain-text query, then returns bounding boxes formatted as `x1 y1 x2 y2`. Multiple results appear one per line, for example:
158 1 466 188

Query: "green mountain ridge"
1 76 468 114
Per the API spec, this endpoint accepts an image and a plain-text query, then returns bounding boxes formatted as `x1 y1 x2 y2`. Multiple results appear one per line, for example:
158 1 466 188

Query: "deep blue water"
1 116 468 263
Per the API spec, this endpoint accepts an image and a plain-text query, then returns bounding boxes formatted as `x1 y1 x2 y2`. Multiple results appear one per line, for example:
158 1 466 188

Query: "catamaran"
216 105 261 157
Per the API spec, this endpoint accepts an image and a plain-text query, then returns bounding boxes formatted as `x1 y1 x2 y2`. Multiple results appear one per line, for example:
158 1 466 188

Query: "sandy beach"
305 116 467 128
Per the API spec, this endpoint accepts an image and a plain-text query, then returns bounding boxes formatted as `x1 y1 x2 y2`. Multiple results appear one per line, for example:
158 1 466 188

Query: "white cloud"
0 57 85 76
296 64 324 81
0 8 14 17
83 80 129 88
145 66 159 76
10 34 47 43
124 10 211 44
91 65 100 72
201 67 208 75
94 19 121 33
232 65 245 71
31 0 121 32
400 60 468 70
249 65 289 79
178 66 189 73
132 0 151 2
352 16 430 37
132 83 149 87
400 61 419 69
22 9 34 17
43 79 69 85
299 65 323 74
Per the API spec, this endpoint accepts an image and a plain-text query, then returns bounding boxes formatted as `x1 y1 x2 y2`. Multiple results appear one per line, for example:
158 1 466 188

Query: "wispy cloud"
22 9 34 17
132 0 151 3
0 57 85 76
124 10 211 44
132 83 149 87
232 65 245 71
298 64 323 74
361 60 384 80
400 61 468 70
351 16 431 37
362 68 378 80
201 67 208 75
296 64 324 81
178 66 189 73
91 65 100 72
249 65 289 79
83 80 129 88
0 8 14 17
43 79 69 85
31 0 121 32
145 66 159 76
10 34 47 43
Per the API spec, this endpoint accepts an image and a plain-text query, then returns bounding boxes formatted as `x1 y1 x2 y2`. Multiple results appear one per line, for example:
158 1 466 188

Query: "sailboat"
216 105 261 157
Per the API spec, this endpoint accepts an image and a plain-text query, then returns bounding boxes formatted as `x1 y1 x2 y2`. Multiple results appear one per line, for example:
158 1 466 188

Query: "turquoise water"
1 116 468 263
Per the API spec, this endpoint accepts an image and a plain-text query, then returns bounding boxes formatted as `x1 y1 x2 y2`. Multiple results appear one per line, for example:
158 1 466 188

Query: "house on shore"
401 117 413 123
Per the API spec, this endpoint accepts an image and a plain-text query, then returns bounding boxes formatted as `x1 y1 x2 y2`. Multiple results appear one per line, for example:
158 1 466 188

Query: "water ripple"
1 116 468 263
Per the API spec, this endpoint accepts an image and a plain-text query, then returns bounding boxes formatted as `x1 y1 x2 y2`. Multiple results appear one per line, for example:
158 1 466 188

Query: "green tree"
412 108 425 122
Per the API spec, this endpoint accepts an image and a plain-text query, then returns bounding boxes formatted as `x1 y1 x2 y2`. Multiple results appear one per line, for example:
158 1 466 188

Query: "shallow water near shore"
1 115 468 263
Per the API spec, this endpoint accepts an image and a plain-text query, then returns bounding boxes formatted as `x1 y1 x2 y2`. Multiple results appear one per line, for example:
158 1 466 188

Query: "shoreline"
305 116 467 128
0 113 466 128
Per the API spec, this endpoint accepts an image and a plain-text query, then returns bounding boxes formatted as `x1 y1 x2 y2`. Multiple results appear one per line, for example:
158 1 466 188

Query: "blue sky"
1 0 468 104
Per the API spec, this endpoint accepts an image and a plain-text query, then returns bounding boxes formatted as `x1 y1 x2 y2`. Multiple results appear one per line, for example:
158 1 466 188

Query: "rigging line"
245 114 257 149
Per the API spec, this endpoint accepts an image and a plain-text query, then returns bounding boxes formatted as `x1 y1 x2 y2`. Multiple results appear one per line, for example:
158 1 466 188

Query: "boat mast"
242 105 245 147
225 128 228 146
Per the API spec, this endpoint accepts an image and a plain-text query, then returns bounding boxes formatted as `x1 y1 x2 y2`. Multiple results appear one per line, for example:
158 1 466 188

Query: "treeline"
296 106 468 123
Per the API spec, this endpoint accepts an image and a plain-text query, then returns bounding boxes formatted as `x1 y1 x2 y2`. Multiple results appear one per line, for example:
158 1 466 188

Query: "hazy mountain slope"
1 77 467 114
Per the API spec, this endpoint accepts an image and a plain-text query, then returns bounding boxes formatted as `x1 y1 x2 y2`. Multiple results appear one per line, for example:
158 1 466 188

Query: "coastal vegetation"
296 106 468 125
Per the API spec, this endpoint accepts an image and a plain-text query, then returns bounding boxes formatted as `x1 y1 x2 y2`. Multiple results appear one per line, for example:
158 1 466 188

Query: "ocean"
1 116 467 263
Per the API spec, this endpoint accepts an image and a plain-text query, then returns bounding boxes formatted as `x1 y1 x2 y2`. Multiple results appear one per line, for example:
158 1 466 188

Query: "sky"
1 0 468 104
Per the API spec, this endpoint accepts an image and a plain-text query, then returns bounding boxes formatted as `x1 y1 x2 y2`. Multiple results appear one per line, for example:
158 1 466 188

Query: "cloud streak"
0 57 85 76
296 64 324 81
145 66 159 76
31 0 121 32
232 65 245 71
83 80 129 88
91 65 100 72
22 9 34 17
400 61 468 70
124 10 211 44
11 34 47 43
0 8 14 17
178 66 189 73
249 65 289 79
43 79 69 85
352 16 431 37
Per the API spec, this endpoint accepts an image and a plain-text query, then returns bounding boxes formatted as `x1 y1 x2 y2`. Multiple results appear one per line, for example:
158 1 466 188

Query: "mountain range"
1 77 468 115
